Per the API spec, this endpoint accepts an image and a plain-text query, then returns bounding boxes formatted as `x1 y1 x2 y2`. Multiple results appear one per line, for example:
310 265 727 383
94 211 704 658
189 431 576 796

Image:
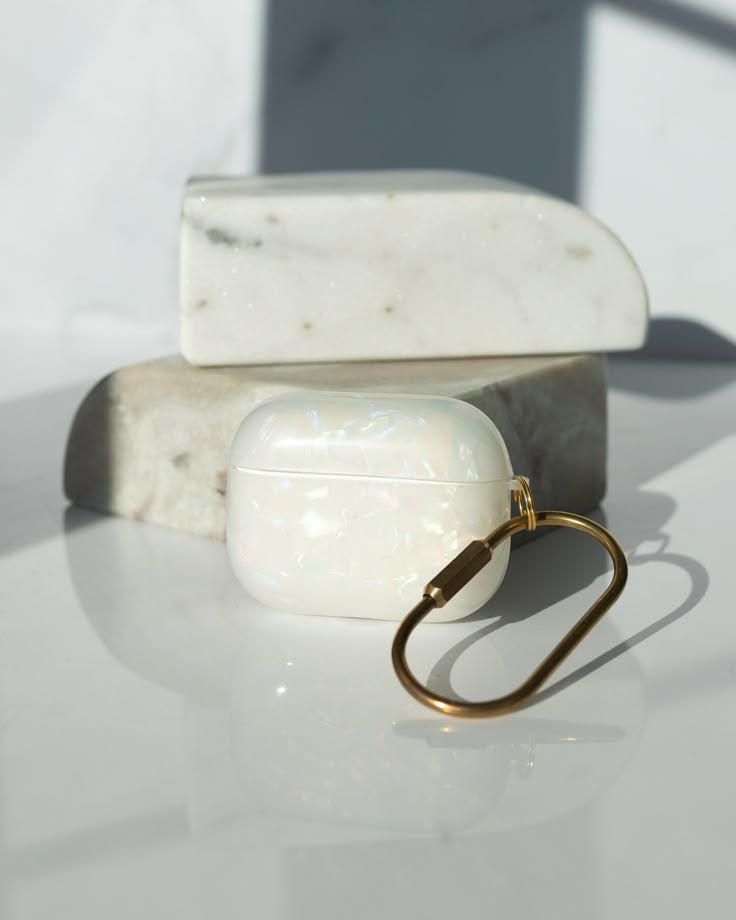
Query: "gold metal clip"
391 476 628 718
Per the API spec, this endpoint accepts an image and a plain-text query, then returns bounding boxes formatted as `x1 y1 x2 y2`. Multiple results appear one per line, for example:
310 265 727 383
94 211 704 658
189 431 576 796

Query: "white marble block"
64 353 606 541
180 171 648 366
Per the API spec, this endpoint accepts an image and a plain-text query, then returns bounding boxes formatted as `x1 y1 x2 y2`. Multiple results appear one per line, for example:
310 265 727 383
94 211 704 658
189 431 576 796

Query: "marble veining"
179 170 648 366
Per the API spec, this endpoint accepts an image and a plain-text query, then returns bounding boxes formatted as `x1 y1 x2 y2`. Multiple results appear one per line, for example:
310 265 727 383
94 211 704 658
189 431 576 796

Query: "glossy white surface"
228 393 513 620
180 171 648 365
1 334 735 918
229 390 514 481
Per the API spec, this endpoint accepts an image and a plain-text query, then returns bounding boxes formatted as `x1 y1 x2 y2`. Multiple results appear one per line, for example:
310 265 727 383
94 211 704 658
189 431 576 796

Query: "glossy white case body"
227 392 514 621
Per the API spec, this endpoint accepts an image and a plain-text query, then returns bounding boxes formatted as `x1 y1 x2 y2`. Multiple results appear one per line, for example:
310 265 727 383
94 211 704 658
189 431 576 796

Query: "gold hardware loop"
512 475 537 531
391 510 628 718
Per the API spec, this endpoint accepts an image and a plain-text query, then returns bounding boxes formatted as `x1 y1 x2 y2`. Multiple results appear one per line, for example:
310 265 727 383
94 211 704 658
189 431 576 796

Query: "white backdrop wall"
1 0 734 352
0 0 265 349
581 0 736 350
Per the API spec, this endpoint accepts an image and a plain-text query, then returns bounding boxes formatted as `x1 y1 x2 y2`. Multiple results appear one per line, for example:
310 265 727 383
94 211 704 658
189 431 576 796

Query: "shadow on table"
637 318 736 362
0 383 106 557
610 318 736 398
425 333 735 707
427 490 709 707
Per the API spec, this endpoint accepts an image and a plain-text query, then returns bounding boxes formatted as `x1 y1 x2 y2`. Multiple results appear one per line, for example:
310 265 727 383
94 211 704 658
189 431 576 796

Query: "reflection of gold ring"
392 510 628 718
513 475 537 531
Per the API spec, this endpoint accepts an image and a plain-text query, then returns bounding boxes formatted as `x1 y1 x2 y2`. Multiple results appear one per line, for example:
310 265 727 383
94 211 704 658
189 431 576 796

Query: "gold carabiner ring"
391 509 628 718
512 475 537 531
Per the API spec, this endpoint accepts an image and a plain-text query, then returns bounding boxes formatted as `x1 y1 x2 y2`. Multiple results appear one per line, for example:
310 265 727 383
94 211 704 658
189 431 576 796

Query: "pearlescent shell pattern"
227 392 514 621
230 392 513 483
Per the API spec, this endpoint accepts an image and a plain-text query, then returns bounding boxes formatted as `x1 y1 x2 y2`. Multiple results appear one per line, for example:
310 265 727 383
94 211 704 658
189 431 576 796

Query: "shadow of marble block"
260 0 585 201
64 354 606 542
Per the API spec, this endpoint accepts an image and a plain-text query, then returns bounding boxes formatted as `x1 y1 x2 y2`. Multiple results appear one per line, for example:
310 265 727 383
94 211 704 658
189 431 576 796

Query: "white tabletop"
1 333 734 919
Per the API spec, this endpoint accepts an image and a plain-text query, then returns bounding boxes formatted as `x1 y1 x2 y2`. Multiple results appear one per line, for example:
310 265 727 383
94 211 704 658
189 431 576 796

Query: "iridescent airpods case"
226 392 514 621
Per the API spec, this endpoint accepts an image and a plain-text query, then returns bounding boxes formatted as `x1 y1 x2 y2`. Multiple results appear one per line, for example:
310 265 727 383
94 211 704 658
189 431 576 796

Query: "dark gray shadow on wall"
260 0 587 201
260 0 736 205
614 0 736 56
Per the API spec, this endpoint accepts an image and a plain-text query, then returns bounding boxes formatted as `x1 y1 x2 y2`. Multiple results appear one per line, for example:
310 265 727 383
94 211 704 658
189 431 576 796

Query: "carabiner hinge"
423 539 493 608
511 475 537 531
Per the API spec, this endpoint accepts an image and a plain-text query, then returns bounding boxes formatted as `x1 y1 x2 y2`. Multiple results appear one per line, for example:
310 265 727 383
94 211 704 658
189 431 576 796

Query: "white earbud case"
227 392 514 621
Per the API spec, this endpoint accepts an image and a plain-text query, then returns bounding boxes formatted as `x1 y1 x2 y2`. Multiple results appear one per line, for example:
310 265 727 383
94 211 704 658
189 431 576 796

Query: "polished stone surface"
64 353 606 540
180 171 648 365
2 332 735 919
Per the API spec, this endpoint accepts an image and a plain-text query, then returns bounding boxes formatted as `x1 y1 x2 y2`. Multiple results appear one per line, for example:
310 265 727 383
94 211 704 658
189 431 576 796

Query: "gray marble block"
64 354 606 541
